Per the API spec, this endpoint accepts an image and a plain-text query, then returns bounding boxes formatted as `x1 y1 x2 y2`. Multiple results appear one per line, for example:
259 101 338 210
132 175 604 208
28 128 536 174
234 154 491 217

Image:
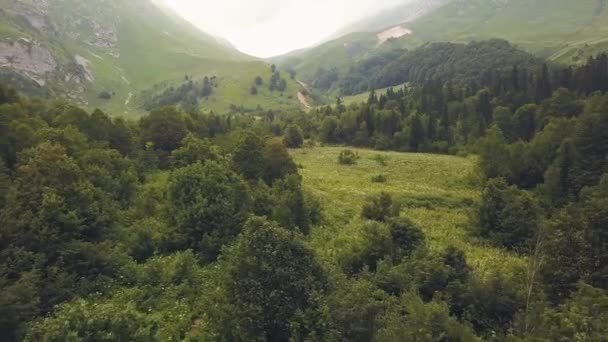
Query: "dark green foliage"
389 218 425 260
250 84 258 95
231 131 267 181
214 217 329 341
339 40 544 95
464 272 523 335
376 293 478 342
338 149 359 165
361 192 400 222
478 178 540 251
269 70 287 92
328 278 392 342
143 76 215 111
25 251 207 341
283 124 304 148
263 137 298 183
371 174 387 183
167 161 250 262
140 107 189 153
97 90 112 100
169 134 220 168
0 159 9 208
542 175 608 302
528 283 608 341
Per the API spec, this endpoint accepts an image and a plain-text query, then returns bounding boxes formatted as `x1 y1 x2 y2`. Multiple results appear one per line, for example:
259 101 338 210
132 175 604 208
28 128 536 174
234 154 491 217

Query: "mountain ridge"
0 0 303 116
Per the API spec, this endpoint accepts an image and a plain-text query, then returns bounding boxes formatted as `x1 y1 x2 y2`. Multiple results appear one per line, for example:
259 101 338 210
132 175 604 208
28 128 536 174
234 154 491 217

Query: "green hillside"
408 0 608 64
0 0 303 116
275 0 608 95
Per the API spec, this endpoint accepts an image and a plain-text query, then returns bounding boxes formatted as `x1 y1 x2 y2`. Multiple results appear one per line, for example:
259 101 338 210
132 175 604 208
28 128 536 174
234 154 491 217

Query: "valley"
1 0 608 340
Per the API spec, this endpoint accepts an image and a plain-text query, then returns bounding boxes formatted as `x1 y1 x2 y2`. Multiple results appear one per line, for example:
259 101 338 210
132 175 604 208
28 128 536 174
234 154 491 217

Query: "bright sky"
164 0 407 58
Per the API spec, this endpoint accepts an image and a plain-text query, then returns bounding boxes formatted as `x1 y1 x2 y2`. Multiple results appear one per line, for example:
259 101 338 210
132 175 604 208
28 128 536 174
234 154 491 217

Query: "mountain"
271 0 448 87
407 0 608 63
329 0 450 39
0 0 303 116
275 0 608 97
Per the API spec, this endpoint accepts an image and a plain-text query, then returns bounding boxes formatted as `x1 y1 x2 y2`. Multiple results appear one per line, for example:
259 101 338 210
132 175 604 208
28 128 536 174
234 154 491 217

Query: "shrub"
372 154 388 166
97 90 112 100
283 125 304 148
362 192 401 222
371 174 388 183
338 149 359 165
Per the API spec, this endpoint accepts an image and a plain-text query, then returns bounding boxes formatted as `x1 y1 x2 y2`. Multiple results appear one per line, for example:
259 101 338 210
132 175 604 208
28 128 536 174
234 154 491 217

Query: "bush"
362 192 401 222
338 149 359 165
372 154 388 166
97 90 112 100
478 178 540 251
283 125 304 148
371 174 388 183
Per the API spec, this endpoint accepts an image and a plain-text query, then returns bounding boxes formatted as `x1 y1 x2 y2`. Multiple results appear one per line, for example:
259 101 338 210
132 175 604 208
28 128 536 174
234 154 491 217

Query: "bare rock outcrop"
0 39 57 85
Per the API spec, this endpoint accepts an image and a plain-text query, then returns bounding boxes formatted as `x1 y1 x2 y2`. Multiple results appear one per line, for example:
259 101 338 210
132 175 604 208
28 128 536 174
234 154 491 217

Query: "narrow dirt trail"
297 91 311 110
296 79 312 110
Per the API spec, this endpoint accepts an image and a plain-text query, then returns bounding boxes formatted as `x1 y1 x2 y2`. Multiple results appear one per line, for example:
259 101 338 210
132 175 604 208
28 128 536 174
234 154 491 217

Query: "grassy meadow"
291 146 526 277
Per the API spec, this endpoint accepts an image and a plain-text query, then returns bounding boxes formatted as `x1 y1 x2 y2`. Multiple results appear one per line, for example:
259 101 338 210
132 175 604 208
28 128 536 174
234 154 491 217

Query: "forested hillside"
276 0 608 98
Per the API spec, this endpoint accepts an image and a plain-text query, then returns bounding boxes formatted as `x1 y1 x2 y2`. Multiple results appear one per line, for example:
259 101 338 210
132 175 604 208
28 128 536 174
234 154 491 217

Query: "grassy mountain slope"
408 0 608 64
0 0 302 116
275 0 608 93
329 0 450 39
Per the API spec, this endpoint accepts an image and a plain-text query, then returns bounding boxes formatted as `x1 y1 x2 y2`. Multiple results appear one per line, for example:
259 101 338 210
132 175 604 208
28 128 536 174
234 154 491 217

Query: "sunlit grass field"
292 146 525 277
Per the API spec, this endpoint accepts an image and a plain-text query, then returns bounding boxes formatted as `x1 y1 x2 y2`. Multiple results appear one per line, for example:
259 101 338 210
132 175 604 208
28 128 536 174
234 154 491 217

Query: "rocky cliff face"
0 39 57 85
0 0 111 95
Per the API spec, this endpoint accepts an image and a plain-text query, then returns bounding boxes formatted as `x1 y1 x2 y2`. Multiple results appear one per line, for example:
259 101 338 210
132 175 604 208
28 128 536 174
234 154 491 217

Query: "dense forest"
1 43 608 341
312 40 594 97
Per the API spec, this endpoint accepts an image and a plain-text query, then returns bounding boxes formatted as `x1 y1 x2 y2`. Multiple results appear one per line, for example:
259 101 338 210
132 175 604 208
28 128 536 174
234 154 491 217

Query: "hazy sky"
164 0 407 58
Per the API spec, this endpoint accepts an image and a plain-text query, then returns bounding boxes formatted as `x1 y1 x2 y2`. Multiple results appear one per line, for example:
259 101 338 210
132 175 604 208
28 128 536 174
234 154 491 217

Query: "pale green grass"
341 83 408 106
292 146 525 277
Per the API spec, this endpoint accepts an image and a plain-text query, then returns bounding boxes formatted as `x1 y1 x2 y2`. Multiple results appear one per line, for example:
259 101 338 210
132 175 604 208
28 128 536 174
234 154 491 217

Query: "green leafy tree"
169 134 220 168
263 137 297 183
530 283 608 341
140 107 189 153
232 131 266 181
542 175 608 302
376 293 478 342
478 178 540 251
338 149 359 165
389 218 425 260
214 217 329 340
362 192 400 222
283 125 304 148
167 161 250 262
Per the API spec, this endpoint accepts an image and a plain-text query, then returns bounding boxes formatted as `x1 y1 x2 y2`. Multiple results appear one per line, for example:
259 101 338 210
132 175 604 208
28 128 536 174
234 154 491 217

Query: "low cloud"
164 0 409 57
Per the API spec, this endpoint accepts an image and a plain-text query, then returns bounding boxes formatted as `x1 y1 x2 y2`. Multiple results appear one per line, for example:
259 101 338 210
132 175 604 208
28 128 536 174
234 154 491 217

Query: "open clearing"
292 147 525 277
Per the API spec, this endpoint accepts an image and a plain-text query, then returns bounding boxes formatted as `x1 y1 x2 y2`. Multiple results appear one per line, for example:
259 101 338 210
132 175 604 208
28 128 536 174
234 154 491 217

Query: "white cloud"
164 0 407 57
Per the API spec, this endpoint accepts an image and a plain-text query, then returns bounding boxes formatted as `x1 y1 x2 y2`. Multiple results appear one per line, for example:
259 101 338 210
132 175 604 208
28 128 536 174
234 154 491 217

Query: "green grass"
341 83 408 106
291 146 525 277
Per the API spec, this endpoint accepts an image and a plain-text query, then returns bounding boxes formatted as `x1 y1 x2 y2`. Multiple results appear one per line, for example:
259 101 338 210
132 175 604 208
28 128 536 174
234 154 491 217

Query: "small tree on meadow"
283 125 304 148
